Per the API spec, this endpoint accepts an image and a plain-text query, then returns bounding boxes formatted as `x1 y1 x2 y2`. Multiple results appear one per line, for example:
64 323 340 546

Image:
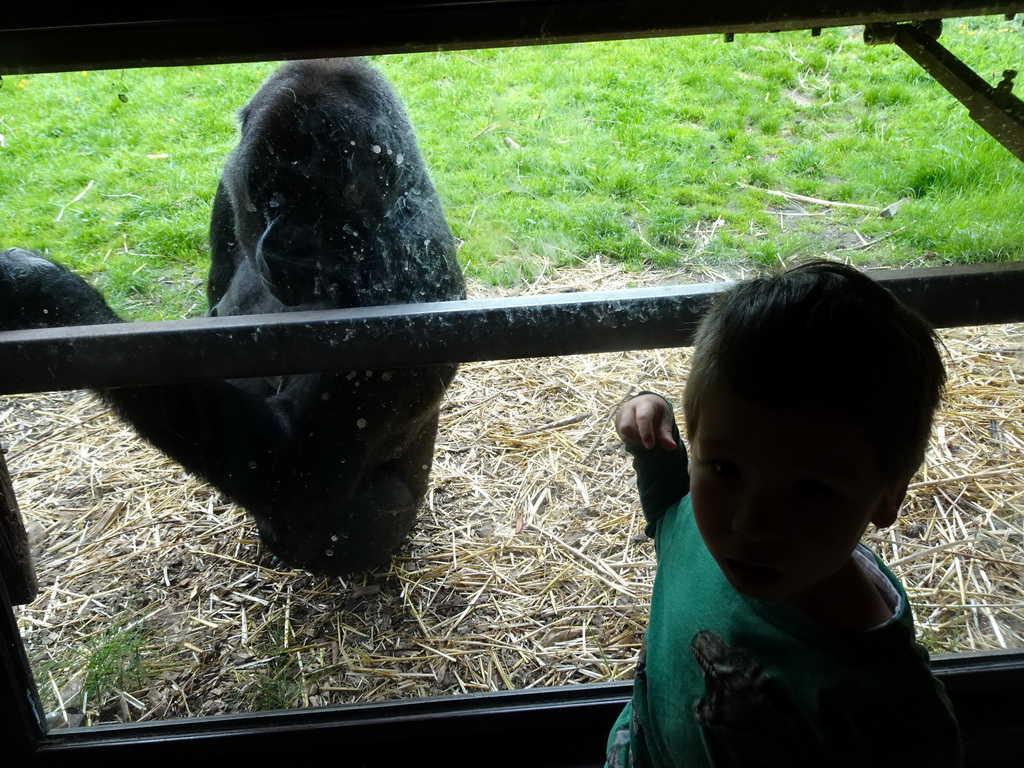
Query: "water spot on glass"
356 418 367 429
325 549 334 557
347 371 357 380
381 371 393 381
365 371 373 378
321 392 330 401
371 144 382 154
248 460 257 469
396 153 404 165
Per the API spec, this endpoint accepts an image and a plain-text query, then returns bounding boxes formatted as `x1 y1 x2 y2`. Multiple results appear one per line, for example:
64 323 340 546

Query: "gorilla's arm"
0 248 122 329
1 248 293 507
103 380 295 510
206 181 243 311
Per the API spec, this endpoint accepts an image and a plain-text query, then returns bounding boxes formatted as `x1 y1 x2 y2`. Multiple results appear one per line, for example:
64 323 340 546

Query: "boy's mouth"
724 558 784 591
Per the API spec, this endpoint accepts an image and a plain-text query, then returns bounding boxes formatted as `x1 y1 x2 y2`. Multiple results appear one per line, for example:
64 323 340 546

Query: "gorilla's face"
225 97 415 310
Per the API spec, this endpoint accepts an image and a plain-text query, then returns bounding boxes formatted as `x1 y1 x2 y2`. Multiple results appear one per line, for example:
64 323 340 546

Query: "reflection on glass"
2 19 1023 726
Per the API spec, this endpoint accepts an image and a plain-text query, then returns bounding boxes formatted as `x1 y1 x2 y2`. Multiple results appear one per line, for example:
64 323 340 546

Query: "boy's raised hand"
615 394 677 451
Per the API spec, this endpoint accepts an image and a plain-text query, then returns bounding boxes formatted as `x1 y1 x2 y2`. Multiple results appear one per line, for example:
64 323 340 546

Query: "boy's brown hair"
682 260 946 487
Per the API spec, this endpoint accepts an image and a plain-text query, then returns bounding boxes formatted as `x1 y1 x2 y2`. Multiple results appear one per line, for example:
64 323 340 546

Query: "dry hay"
4 261 1023 727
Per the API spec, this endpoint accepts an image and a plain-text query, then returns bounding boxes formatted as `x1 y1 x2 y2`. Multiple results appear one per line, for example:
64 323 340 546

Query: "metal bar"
0 263 1021 396
0 283 718 395
1 2 1023 74
884 22 1024 161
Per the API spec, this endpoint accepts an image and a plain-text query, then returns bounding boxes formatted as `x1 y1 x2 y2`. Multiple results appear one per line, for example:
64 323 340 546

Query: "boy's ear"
872 482 908 529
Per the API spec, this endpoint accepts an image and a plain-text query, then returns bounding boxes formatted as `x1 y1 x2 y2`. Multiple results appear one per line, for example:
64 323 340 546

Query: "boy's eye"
794 478 834 502
711 460 738 478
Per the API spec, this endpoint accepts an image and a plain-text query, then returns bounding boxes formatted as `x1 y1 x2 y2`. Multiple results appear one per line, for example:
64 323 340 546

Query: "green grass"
226 619 305 711
36 623 151 713
1 17 1022 319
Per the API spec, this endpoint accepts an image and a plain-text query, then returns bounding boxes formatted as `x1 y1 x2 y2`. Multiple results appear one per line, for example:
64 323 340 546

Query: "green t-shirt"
607 432 962 767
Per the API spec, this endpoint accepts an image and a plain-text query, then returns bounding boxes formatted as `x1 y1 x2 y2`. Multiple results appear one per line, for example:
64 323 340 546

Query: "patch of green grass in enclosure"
225 618 305 711
1 17 1022 318
0 65 268 320
382 20 1023 277
36 622 152 713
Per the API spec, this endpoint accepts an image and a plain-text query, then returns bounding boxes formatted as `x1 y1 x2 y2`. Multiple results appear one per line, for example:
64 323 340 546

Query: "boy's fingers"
618 425 641 445
635 403 665 450
616 395 676 451
614 403 638 441
657 411 676 450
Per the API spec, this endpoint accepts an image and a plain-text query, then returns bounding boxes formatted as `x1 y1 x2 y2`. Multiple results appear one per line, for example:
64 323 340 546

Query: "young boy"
606 260 962 767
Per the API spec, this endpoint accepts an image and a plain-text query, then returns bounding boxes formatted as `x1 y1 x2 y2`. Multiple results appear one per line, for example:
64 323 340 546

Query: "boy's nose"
731 491 785 542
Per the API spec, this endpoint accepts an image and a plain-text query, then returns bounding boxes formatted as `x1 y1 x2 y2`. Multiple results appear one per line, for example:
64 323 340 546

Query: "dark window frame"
2 6 1023 765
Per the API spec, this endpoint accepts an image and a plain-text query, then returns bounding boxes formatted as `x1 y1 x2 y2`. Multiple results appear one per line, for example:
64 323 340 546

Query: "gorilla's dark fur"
0 58 466 575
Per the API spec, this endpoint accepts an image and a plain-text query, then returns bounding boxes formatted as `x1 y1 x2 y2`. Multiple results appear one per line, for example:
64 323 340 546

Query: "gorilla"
0 58 466 576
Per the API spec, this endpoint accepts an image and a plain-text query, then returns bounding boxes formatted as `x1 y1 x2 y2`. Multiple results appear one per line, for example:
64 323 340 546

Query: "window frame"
2 6 1024 764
